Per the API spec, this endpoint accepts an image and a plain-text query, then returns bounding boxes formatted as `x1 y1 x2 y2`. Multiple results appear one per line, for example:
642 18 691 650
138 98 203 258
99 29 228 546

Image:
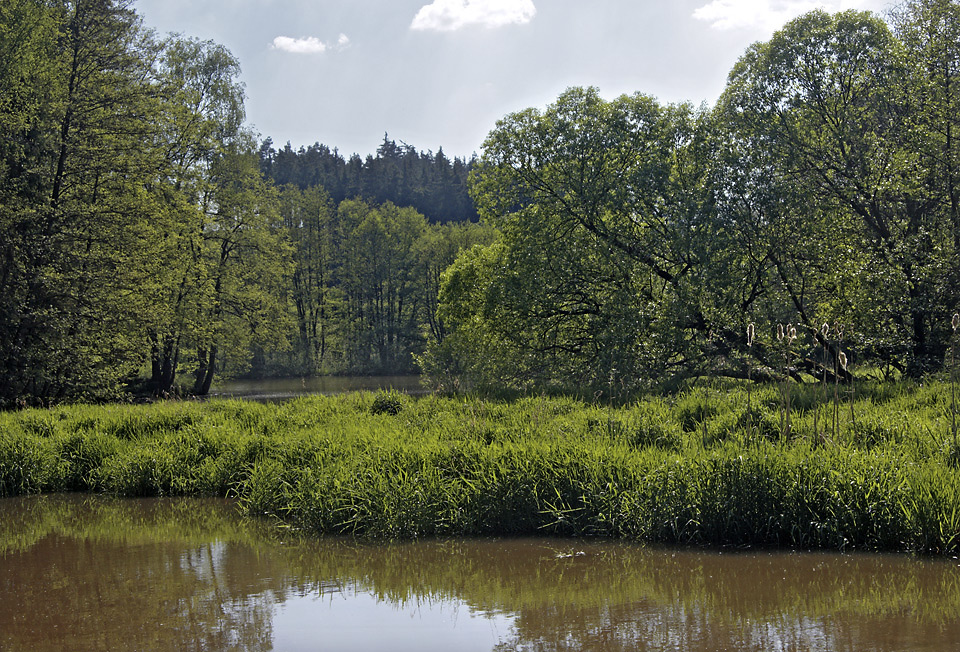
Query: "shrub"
370 390 406 416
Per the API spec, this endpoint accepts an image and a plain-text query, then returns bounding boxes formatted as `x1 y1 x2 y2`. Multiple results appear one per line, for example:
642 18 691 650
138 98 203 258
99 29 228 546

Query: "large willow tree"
430 1 960 391
718 7 960 376
429 88 729 391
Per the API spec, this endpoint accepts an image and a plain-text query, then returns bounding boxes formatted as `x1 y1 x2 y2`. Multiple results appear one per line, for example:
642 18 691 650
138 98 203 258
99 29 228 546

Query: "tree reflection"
0 498 282 651
2 496 960 652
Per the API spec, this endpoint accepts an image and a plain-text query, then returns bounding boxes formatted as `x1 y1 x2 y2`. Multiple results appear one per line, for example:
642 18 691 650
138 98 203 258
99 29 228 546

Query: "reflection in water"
2 495 960 651
208 375 424 402
273 590 512 652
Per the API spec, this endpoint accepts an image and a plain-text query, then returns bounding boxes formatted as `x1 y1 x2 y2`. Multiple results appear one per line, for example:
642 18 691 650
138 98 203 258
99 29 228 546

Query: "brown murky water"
2 495 959 652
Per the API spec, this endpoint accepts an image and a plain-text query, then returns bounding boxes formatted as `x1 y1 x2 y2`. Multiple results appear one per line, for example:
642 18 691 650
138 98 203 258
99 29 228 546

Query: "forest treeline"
259 136 479 224
2 0 960 406
423 1 960 393
0 0 491 407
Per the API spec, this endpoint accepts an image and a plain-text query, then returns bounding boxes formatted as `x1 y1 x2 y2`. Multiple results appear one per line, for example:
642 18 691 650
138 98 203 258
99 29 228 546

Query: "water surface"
2 495 959 651
209 375 424 402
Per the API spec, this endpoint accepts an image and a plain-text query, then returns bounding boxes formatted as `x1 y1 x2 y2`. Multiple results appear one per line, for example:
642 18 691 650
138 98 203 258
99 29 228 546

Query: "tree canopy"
425 2 960 392
4 0 960 405
0 0 490 406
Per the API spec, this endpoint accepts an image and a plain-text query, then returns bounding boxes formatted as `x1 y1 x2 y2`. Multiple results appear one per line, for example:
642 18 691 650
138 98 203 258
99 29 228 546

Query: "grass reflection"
2 495 960 652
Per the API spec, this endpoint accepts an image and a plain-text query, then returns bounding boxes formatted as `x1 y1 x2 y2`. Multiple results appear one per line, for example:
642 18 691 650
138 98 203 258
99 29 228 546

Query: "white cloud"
410 0 536 32
272 34 350 54
692 0 887 32
272 36 327 54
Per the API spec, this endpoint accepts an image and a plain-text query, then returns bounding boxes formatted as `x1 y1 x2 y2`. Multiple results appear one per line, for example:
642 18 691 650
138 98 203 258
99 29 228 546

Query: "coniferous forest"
3 0 960 407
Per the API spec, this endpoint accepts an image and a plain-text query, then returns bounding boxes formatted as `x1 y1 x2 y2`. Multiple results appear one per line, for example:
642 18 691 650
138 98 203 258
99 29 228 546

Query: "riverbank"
2 382 959 553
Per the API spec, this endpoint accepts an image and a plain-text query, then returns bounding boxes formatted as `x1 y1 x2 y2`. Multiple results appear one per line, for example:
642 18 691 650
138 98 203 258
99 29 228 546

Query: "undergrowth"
1 382 959 553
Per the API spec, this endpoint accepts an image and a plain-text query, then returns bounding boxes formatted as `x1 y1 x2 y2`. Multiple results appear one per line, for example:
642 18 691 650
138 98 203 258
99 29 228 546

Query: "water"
2 494 960 652
209 375 425 402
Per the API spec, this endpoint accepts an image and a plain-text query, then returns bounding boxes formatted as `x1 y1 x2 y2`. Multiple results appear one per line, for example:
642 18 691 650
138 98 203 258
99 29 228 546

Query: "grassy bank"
2 382 959 553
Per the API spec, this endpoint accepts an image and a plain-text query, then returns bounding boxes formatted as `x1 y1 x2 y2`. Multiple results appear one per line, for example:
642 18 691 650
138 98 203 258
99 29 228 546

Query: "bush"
370 390 405 416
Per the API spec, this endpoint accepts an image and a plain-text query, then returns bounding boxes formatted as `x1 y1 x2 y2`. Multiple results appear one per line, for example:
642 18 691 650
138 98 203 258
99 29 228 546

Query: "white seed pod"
777 324 784 341
747 322 755 347
953 313 959 332
839 351 848 370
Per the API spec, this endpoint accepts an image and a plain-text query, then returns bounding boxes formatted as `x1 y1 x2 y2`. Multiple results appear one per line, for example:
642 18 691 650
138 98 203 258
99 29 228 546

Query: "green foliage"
717 7 959 377
426 1 960 393
6 0 960 405
440 87 713 391
147 37 293 396
271 190 495 377
0 2 295 404
259 135 479 224
370 390 406 415
2 385 960 553
0 0 169 405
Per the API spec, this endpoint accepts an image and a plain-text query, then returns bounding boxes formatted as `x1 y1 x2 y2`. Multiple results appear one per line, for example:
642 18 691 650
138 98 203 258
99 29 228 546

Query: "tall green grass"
2 384 959 552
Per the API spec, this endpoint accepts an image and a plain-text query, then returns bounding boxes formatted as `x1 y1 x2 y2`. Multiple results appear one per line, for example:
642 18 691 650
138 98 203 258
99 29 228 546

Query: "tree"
433 87 721 391
336 200 429 372
0 0 167 405
270 190 493 378
146 35 257 395
279 185 340 374
189 139 292 394
893 0 960 346
414 220 497 346
719 9 955 375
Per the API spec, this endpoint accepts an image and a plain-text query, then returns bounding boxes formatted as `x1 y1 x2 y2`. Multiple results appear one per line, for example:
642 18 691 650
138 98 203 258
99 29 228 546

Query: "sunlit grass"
2 383 959 552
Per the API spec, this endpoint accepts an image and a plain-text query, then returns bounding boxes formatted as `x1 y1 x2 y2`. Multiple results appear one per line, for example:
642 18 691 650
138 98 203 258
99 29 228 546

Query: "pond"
209 375 425 402
2 495 960 652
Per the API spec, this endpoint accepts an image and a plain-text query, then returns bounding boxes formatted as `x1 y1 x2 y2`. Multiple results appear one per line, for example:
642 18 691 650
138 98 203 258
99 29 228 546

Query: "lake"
209 375 425 402
2 495 959 651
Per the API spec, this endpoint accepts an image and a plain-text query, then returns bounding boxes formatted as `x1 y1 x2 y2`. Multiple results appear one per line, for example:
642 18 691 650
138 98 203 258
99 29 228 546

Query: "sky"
133 0 894 160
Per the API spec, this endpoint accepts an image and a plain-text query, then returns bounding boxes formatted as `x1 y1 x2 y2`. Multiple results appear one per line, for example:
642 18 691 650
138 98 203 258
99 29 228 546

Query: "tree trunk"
193 347 209 395
153 337 179 396
197 345 217 395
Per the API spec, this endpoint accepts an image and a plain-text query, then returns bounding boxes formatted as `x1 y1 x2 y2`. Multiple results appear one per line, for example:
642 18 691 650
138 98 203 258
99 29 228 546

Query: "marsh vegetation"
3 382 960 552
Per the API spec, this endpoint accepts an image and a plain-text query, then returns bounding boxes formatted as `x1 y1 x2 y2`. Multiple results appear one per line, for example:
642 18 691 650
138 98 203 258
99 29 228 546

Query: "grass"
2 382 960 552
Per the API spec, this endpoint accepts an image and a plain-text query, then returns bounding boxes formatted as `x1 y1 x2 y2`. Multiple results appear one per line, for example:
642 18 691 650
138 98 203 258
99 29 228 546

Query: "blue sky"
133 0 893 159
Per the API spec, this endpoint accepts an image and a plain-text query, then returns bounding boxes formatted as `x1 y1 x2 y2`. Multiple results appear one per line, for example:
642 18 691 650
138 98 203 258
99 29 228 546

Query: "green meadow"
2 382 960 553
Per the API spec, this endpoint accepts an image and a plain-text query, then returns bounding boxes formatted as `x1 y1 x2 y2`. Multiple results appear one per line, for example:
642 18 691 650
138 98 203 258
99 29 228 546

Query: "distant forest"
0 0 492 406
252 136 489 381
3 0 960 407
259 136 479 224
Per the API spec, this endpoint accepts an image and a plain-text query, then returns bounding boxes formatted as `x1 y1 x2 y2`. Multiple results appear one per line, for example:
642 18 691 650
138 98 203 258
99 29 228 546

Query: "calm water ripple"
2 494 959 651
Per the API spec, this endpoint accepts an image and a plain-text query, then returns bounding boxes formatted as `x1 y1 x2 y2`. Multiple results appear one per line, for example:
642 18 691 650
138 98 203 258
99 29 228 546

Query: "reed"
952 313 959 451
815 323 829 445
746 322 755 440
833 323 844 438
1 387 959 553
777 324 798 438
